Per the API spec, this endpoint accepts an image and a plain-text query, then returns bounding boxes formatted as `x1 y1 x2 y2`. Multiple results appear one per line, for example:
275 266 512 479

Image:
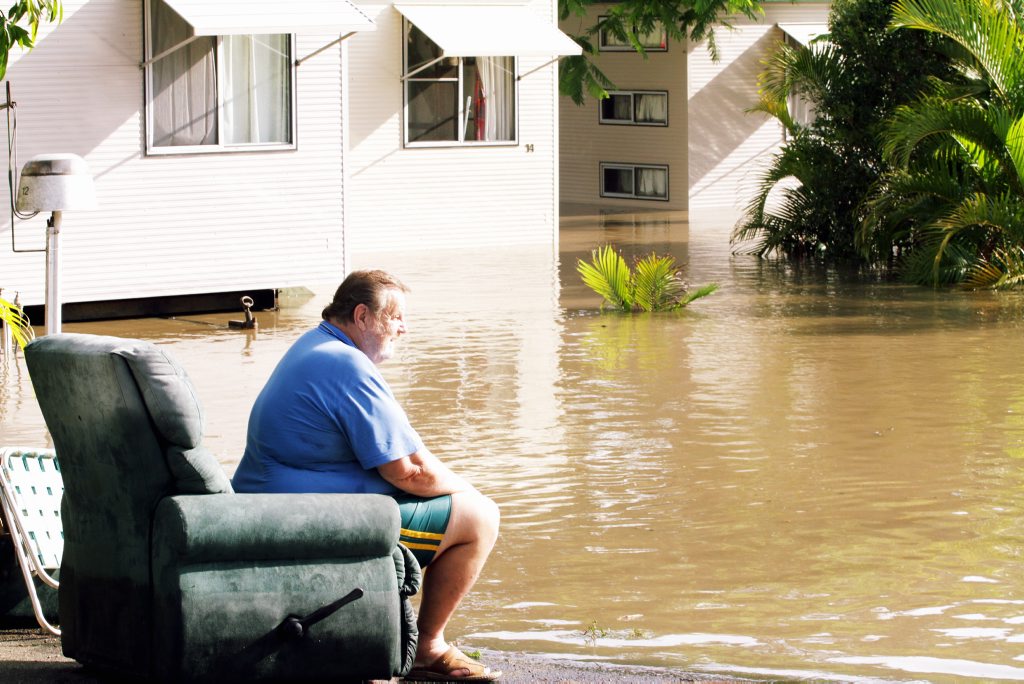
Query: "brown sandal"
404 645 502 682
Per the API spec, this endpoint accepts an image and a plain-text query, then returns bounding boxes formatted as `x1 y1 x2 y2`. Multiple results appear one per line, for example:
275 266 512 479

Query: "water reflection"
5 210 1024 681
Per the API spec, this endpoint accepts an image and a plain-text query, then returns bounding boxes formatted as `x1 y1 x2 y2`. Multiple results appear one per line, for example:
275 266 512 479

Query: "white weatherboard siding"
559 4 688 211
1 0 348 307
345 2 561 255
688 3 830 211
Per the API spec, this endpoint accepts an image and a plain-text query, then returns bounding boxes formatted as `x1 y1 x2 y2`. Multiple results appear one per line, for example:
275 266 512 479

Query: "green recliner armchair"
25 333 420 682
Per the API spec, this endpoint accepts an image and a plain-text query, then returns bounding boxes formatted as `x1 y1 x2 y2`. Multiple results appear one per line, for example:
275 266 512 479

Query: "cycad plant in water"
0 295 34 349
577 244 718 312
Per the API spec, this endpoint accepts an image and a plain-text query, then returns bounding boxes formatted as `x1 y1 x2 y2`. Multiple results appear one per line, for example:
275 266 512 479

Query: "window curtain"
635 94 666 124
151 0 217 146
637 168 667 197
223 34 290 144
475 56 514 141
612 95 631 120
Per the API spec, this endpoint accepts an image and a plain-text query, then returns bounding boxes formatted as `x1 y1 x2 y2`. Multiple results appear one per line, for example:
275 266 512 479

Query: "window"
598 17 667 52
404 20 517 147
599 91 668 126
600 163 669 201
781 34 817 139
144 0 295 154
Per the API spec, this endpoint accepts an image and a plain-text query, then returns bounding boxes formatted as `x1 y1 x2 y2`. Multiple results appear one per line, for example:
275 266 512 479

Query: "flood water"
5 207 1024 682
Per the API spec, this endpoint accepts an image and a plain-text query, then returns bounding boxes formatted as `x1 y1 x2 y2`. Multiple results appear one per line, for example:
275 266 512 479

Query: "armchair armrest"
154 493 401 564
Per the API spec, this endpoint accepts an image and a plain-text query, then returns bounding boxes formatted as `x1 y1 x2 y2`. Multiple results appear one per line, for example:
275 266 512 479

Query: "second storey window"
598 17 667 52
404 20 517 146
600 91 668 126
144 0 295 154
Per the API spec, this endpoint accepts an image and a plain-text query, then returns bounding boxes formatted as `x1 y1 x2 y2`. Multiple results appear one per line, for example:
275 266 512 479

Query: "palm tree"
732 0 950 264
733 39 840 257
577 244 718 312
0 295 34 348
860 0 1024 287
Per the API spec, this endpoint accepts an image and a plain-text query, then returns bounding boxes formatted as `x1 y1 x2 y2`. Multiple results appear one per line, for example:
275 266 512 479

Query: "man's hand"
378 448 474 497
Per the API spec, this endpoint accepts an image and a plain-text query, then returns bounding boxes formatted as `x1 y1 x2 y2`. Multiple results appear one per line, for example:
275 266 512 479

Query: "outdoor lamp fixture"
16 153 97 336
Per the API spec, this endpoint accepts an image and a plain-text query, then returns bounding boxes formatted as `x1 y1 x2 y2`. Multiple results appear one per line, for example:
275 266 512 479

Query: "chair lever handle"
277 587 364 641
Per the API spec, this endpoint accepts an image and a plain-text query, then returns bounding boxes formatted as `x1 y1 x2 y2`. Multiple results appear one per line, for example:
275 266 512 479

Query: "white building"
0 0 577 318
559 1 830 214
345 0 579 255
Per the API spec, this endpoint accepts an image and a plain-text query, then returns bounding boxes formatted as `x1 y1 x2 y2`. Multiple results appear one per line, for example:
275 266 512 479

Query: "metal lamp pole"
44 210 62 335
16 154 96 336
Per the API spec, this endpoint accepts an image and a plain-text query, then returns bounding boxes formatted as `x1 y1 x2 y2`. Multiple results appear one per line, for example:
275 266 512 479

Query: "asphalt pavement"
0 625 751 683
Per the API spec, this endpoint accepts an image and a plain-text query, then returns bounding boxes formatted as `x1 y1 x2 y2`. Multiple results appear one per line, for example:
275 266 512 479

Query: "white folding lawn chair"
0 446 62 635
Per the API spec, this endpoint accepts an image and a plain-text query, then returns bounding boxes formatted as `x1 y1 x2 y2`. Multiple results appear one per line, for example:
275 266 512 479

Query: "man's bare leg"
414 489 500 672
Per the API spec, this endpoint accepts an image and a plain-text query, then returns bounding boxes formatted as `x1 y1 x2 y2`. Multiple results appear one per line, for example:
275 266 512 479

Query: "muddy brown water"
4 207 1024 682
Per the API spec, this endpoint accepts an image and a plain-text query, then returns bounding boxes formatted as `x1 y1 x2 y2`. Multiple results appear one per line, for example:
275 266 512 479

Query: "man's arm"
378 447 475 498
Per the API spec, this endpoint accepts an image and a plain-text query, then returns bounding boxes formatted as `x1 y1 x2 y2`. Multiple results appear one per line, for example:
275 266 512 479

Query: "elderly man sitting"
232 269 501 682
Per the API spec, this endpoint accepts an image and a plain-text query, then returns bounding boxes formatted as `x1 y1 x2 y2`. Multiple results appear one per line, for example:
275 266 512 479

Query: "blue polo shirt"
231 321 424 495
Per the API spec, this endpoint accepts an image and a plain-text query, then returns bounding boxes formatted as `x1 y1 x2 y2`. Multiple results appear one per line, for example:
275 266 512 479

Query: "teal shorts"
391 493 452 569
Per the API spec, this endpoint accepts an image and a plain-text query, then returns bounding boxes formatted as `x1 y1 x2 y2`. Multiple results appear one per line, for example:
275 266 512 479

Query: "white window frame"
402 19 519 148
598 90 668 126
143 0 298 156
600 162 669 201
598 16 668 52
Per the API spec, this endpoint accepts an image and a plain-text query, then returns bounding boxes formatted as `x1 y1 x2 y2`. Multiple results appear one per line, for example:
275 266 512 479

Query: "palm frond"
0 296 34 349
884 97 1009 171
918 192 1024 284
1005 113 1024 191
559 52 616 105
937 190 1024 236
758 41 841 107
577 244 631 311
677 283 720 307
899 232 976 284
963 246 1024 288
747 94 797 135
632 253 685 312
892 0 1024 99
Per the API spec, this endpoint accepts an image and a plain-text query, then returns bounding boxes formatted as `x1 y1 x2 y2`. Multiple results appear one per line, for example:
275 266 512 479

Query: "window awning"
776 23 829 47
394 3 582 57
161 0 375 36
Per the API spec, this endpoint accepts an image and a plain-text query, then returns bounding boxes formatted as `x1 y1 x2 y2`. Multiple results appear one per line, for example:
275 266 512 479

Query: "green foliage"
0 295 34 348
558 0 764 104
0 1 62 80
732 0 952 263
860 0 1024 287
559 50 615 106
580 620 608 646
577 244 719 312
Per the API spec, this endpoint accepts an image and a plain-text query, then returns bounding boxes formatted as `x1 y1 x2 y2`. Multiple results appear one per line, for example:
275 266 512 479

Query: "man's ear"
353 303 371 330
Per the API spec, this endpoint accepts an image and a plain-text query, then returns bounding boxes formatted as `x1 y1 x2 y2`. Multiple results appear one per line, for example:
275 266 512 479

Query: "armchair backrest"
25 333 231 677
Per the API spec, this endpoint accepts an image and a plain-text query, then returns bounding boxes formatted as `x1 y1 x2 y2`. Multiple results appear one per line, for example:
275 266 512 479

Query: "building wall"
1 0 348 307
558 4 688 211
345 1 562 254
558 2 829 215
688 3 830 211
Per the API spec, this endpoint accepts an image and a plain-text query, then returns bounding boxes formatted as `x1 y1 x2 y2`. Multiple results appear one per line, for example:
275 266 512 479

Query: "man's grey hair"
322 270 410 323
